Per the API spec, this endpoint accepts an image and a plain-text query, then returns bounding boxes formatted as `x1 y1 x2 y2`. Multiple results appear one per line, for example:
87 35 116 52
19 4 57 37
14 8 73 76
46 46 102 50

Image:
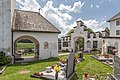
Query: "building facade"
102 12 120 56
61 20 109 52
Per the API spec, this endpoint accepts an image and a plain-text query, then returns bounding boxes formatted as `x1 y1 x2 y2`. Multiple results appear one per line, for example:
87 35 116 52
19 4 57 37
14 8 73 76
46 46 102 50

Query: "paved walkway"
58 53 70 56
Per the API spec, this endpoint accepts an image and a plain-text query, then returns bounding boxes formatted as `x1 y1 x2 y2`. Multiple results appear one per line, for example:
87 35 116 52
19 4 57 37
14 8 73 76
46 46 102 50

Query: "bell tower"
0 0 16 55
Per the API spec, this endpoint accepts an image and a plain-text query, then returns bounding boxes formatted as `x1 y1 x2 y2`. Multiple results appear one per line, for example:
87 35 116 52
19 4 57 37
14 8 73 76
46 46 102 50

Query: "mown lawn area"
17 43 34 50
0 54 112 80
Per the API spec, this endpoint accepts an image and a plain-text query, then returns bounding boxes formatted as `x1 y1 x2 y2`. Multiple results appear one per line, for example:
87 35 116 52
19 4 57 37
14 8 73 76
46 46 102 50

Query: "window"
116 20 120 26
93 34 96 38
87 33 90 38
63 38 65 41
44 42 49 49
87 41 91 48
93 41 98 48
63 42 68 47
116 30 120 35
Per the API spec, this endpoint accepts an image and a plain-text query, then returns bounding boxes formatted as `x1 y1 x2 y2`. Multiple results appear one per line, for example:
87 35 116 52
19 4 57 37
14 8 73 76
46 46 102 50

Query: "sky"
16 0 120 37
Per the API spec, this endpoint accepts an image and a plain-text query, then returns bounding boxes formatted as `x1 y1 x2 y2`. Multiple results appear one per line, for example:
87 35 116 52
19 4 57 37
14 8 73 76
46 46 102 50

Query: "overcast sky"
16 0 120 37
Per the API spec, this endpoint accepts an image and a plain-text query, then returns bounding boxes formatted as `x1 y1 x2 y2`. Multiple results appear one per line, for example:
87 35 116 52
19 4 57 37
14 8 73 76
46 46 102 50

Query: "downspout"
11 29 15 63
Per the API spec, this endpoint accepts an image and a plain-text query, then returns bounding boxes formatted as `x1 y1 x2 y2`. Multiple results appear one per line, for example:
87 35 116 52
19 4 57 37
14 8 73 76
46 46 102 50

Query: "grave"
31 52 75 80
66 52 75 80
113 55 120 80
107 55 120 80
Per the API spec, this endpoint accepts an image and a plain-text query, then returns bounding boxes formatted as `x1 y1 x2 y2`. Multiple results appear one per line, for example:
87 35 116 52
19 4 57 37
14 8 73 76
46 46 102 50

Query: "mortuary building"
0 0 60 63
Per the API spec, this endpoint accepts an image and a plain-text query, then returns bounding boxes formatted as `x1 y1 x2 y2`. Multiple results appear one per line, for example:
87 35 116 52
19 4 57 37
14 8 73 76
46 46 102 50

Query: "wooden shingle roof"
12 9 61 33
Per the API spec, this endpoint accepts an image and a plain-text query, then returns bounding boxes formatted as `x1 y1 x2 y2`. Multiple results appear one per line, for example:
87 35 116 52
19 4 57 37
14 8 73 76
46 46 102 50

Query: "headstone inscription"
66 52 75 79
114 55 120 80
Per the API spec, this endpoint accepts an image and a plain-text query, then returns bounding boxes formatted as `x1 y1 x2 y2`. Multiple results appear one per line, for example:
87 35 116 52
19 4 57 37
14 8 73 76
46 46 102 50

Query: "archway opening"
75 37 84 52
14 36 39 61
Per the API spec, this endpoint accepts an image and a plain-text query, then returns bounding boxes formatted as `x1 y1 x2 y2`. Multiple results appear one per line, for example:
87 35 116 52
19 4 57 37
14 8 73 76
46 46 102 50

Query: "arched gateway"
14 36 39 60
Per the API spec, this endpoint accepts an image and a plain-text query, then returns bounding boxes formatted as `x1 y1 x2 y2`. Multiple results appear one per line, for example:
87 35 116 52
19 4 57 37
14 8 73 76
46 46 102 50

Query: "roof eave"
12 30 61 34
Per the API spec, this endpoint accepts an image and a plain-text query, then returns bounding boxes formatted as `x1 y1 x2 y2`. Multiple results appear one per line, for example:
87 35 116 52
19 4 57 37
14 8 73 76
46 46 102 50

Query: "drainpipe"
11 29 15 63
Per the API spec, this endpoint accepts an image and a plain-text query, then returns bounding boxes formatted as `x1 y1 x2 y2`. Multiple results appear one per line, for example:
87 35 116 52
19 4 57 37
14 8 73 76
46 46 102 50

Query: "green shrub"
0 51 11 65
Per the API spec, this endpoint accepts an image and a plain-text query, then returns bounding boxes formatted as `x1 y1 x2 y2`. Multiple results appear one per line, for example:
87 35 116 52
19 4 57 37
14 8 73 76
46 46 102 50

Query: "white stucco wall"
110 20 120 37
0 0 15 56
102 38 120 56
13 31 59 60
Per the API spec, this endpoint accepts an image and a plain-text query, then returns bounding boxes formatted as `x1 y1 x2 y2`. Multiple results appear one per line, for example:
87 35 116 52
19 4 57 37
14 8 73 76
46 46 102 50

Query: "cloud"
58 1 85 13
40 1 74 37
90 4 93 8
16 0 41 12
76 18 107 32
59 4 71 12
96 5 99 8
83 19 105 31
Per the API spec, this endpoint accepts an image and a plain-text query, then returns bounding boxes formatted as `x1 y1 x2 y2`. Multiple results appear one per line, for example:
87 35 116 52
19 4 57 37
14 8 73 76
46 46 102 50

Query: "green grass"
17 43 34 50
72 55 113 80
0 55 112 80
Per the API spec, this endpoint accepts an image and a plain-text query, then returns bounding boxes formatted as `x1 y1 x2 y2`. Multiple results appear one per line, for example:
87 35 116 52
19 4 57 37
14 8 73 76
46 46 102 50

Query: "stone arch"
74 37 84 52
13 35 39 59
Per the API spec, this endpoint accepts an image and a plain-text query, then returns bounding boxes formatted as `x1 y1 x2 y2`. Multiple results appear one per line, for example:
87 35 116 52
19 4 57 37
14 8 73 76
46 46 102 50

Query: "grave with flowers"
31 52 75 80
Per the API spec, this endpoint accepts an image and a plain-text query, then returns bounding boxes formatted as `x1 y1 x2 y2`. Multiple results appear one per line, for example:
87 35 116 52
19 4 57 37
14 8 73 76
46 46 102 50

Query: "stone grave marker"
114 55 120 80
66 52 75 79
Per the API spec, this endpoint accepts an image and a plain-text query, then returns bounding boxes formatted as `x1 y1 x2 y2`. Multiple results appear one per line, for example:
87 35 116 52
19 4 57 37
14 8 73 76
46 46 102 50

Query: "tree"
104 27 110 33
66 29 74 36
85 28 94 33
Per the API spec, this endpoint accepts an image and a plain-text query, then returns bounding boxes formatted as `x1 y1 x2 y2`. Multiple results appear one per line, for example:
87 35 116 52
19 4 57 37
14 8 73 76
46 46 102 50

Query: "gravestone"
66 52 75 79
114 55 120 80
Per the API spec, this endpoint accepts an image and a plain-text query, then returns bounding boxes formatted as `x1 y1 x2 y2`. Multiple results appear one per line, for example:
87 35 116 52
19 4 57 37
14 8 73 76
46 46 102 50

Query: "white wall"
102 38 120 56
0 0 13 55
13 32 59 60
110 20 120 37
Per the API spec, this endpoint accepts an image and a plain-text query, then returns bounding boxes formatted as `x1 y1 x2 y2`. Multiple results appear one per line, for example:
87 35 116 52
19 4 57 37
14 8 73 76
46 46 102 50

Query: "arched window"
44 42 49 49
87 41 91 48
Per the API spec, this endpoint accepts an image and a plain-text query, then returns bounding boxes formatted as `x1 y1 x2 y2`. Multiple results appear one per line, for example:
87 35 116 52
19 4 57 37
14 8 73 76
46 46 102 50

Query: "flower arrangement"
54 64 61 80
60 59 66 64
34 72 43 76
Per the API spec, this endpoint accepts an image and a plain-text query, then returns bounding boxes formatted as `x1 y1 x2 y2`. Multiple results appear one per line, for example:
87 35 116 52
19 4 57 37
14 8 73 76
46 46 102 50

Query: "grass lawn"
17 43 34 50
0 54 112 80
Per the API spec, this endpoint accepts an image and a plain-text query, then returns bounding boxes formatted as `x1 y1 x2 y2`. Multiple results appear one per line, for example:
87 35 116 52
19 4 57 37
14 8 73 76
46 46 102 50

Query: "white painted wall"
0 0 15 56
102 38 120 56
13 32 59 60
110 20 120 37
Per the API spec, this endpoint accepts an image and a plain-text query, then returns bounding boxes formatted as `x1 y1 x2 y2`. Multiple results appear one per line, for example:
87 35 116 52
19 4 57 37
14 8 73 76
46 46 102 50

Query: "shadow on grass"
71 73 79 80
9 57 60 67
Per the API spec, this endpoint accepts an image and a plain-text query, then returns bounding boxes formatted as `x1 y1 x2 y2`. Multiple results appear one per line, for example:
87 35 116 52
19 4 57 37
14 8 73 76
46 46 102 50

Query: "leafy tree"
104 27 110 33
66 29 74 36
85 28 94 33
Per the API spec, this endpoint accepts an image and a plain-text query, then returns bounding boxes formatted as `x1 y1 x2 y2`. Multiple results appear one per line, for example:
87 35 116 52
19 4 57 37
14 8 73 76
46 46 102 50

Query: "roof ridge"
107 12 120 22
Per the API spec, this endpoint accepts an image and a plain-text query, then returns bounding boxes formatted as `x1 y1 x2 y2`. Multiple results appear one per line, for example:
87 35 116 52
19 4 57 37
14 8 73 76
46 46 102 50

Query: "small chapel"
0 0 60 63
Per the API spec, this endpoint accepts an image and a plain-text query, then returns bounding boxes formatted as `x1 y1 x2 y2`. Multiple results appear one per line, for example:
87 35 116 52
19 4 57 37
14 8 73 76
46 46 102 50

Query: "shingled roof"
107 12 120 22
12 9 61 33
